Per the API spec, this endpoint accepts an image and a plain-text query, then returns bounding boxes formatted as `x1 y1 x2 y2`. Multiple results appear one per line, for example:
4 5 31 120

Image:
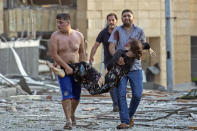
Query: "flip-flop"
64 121 72 130
71 115 76 126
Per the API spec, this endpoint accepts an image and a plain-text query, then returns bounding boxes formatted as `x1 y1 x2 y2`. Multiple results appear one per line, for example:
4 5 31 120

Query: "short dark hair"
122 9 133 16
56 13 71 21
106 13 118 20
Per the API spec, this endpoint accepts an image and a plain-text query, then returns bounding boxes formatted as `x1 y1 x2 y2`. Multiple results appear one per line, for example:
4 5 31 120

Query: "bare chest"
57 35 81 52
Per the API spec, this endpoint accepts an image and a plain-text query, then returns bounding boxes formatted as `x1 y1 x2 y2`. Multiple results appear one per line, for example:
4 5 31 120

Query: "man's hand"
149 48 156 57
126 51 134 57
89 56 94 65
53 62 58 67
117 57 125 65
65 66 73 75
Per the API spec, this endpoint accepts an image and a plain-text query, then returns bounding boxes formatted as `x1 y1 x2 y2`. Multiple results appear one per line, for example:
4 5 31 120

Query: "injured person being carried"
47 39 150 95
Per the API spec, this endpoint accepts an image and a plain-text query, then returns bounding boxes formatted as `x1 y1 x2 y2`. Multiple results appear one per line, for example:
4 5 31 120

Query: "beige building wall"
137 0 166 87
0 0 3 34
76 0 87 39
190 0 197 36
172 0 197 84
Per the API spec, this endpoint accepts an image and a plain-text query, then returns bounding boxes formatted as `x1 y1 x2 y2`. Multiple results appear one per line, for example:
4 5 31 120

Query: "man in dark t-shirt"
89 13 119 112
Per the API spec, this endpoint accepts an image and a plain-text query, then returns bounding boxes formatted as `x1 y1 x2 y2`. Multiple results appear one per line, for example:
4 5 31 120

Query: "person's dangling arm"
106 49 124 68
139 29 156 57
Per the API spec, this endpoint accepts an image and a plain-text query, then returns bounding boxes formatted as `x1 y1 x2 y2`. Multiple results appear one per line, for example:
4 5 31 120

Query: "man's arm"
78 33 86 62
49 33 73 74
89 42 100 64
108 27 125 65
89 29 104 64
109 43 125 65
108 27 117 56
109 43 116 56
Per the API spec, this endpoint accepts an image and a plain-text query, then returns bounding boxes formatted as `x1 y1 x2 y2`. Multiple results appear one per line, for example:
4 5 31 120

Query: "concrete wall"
0 0 3 34
190 0 197 35
172 0 197 84
0 40 39 76
76 0 87 37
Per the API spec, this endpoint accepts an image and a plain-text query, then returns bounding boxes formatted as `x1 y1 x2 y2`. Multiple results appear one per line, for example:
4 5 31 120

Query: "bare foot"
98 75 105 87
46 62 65 78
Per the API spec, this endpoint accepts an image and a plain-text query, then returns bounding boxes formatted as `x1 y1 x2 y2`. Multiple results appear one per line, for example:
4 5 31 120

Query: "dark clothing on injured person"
69 49 134 95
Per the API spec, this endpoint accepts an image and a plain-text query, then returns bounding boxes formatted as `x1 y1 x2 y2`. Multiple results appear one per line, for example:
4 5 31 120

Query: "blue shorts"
57 75 81 101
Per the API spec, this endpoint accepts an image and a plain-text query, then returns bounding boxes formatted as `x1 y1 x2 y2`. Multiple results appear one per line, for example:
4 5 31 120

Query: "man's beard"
109 24 115 29
123 23 131 27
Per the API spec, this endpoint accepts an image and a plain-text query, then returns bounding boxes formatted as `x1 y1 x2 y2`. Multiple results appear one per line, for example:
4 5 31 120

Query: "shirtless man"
49 13 86 129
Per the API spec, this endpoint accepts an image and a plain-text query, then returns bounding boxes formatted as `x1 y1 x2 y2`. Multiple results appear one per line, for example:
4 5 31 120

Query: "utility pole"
165 0 174 92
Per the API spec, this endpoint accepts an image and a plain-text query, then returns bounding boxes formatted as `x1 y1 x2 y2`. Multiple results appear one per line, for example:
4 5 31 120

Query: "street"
0 88 197 131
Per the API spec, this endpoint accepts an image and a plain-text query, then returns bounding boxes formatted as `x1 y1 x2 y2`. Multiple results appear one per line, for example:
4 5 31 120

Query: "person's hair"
56 13 71 21
121 9 133 16
127 39 142 60
106 13 118 20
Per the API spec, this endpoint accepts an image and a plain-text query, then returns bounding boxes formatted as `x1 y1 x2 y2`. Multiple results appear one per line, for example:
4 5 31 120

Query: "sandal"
64 121 72 130
116 123 129 129
130 117 134 127
71 115 76 126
